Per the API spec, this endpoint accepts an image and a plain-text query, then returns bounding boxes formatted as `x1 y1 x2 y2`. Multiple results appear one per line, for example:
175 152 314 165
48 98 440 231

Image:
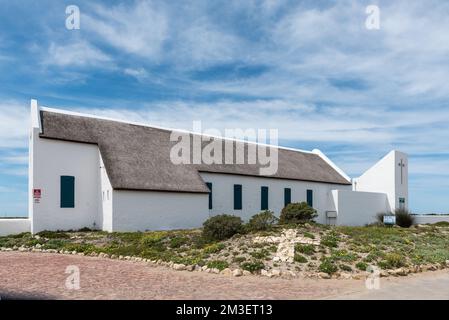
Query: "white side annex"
0 100 413 236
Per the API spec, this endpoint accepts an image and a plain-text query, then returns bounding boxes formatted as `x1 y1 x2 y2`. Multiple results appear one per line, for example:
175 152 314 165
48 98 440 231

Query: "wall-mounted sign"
383 215 396 225
33 189 41 203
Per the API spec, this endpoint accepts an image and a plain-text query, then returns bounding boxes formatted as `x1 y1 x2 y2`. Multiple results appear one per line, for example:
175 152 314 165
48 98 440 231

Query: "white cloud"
124 67 149 81
83 1 168 59
0 101 29 148
45 41 111 67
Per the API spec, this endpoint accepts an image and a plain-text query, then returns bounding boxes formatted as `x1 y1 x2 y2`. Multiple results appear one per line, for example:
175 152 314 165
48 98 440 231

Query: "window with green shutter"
261 186 269 210
284 188 291 207
60 176 75 208
234 184 242 210
206 182 213 210
306 189 313 208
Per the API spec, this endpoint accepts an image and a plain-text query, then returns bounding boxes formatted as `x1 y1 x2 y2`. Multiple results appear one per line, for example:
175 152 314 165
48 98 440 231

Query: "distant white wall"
413 215 449 225
31 135 102 233
199 172 351 224
0 219 31 237
354 150 408 212
332 190 389 226
112 190 209 231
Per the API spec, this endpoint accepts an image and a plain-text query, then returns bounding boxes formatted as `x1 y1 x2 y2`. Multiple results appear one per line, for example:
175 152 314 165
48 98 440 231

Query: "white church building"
1 100 410 235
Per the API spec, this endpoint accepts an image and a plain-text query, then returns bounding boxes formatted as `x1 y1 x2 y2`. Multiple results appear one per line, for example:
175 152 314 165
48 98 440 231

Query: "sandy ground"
0 252 448 300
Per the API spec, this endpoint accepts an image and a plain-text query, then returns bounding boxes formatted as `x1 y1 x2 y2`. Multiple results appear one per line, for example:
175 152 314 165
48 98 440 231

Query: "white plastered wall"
332 190 389 226
112 190 209 231
30 135 102 233
353 150 408 213
199 172 352 224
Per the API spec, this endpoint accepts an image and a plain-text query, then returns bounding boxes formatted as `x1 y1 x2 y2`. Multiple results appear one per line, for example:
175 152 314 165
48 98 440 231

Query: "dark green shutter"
60 176 75 208
233 184 242 210
284 188 291 207
261 186 269 210
307 189 313 207
206 182 212 210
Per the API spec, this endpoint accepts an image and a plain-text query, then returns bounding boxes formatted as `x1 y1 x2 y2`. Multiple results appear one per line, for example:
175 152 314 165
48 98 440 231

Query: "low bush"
320 232 339 248
232 256 246 263
207 260 229 271
279 202 318 224
240 260 265 273
395 209 415 228
141 232 167 246
169 236 188 248
339 264 352 272
246 211 278 232
36 231 70 239
295 243 315 255
202 214 243 241
319 258 338 274
203 243 225 254
356 261 368 271
250 249 270 260
294 254 308 263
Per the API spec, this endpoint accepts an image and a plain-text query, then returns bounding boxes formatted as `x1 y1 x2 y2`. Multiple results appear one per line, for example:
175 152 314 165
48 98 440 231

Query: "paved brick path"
2 252 448 300
0 252 359 300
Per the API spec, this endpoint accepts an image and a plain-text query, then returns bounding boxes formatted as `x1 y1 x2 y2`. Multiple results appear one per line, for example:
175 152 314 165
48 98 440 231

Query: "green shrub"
294 254 308 263
395 209 415 228
36 231 70 239
42 239 67 250
169 236 188 248
321 233 339 248
246 211 278 232
339 264 352 272
331 249 357 262
279 202 318 224
250 249 270 260
319 258 338 274
141 232 167 246
63 243 96 253
385 252 405 268
433 221 449 227
207 260 229 271
232 256 246 263
241 260 265 273
202 214 243 241
295 244 315 255
303 232 315 239
203 243 225 254
356 262 368 271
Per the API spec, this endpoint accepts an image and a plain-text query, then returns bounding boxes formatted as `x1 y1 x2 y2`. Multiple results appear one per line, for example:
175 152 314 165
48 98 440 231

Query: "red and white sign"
33 189 41 198
33 189 41 203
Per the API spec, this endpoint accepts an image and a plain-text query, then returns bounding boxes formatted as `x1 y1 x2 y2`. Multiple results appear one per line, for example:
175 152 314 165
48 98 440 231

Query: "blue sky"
1 0 449 216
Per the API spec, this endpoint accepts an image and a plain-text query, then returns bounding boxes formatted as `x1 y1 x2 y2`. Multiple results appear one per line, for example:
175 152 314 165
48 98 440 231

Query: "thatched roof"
39 110 351 193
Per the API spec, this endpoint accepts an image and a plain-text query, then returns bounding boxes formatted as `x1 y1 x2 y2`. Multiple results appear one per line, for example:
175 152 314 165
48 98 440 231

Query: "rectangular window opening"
234 184 242 210
261 186 269 210
206 182 213 210
60 175 75 208
284 188 291 207
306 189 313 208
